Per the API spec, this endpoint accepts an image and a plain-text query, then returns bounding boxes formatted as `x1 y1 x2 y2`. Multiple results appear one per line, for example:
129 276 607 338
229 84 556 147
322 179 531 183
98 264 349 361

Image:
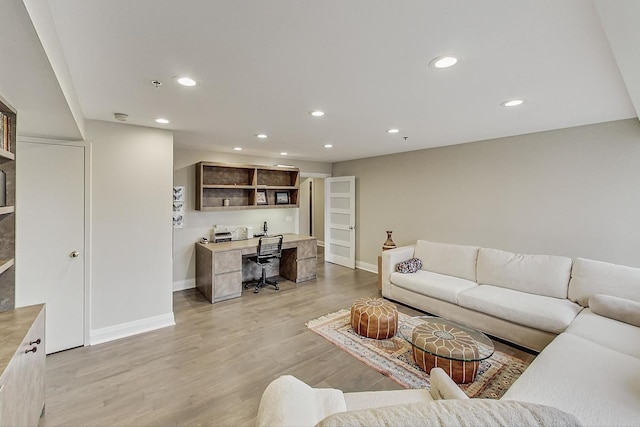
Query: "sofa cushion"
589 294 640 328
476 248 572 299
343 389 432 412
503 333 640 427
316 399 582 427
257 375 346 427
390 270 477 305
568 258 640 307
457 285 582 333
414 240 479 282
565 308 640 358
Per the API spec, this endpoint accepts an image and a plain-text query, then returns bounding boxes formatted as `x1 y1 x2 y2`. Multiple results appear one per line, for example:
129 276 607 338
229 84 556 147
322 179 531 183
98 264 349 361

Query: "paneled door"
324 176 355 268
16 141 85 354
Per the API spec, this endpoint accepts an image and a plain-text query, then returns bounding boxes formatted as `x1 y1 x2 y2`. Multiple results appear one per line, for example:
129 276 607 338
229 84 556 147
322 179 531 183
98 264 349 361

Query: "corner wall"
333 118 640 268
88 120 174 343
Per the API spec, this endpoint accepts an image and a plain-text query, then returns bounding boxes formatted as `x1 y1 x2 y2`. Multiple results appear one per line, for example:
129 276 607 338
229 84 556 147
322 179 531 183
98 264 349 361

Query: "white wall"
88 120 174 343
172 148 331 290
333 118 640 269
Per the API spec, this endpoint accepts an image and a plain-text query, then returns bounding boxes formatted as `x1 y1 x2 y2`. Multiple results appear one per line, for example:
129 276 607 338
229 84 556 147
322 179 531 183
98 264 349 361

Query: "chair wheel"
254 288 259 294
275 285 279 291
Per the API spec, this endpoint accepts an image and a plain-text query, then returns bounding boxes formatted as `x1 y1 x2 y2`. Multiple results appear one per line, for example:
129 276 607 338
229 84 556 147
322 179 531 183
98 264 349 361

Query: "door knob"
70 251 80 258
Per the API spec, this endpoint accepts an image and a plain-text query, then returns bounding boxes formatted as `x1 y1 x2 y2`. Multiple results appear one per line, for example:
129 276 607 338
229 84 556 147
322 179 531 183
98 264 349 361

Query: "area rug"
306 309 531 399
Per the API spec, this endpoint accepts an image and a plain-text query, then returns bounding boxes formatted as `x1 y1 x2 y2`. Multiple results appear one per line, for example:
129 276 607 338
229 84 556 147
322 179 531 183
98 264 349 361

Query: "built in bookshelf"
0 94 16 312
195 162 300 211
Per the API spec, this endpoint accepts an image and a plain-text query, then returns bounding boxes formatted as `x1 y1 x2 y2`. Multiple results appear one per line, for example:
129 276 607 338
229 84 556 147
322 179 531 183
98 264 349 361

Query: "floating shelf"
0 258 14 275
0 206 14 215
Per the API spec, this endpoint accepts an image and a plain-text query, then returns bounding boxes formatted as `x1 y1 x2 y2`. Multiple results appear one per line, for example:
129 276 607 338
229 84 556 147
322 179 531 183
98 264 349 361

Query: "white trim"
89 312 175 346
84 142 92 347
316 240 325 247
173 279 196 291
356 260 377 274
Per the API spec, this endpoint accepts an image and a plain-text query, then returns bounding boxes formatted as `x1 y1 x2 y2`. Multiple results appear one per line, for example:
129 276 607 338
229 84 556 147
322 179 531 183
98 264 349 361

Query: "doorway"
299 176 326 244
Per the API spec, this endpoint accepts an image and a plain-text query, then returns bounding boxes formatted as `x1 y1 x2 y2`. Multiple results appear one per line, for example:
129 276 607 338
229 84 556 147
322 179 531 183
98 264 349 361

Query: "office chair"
244 235 283 293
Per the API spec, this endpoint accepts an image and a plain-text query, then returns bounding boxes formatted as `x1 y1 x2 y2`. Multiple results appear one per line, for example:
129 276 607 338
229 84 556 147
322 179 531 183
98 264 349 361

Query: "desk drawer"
296 258 317 282
296 240 317 259
213 271 242 302
214 250 241 274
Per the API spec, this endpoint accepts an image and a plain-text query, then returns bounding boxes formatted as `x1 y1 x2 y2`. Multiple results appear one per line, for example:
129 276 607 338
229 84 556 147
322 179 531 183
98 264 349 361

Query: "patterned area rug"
307 309 531 399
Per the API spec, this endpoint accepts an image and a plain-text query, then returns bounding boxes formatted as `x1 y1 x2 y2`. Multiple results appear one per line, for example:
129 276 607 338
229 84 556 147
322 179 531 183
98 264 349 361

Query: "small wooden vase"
382 231 397 251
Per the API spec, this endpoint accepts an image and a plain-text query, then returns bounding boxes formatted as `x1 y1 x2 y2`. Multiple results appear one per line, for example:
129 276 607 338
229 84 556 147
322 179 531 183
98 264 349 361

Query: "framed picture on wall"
275 191 290 205
256 189 268 205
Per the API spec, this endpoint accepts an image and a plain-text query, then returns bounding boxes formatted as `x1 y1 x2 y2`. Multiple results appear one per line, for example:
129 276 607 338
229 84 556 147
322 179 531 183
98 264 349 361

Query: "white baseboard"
356 260 378 274
317 241 325 247
89 312 175 346
173 278 195 291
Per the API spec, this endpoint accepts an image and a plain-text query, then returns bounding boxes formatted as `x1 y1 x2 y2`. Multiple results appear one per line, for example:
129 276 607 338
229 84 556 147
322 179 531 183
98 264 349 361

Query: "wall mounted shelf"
195 162 299 211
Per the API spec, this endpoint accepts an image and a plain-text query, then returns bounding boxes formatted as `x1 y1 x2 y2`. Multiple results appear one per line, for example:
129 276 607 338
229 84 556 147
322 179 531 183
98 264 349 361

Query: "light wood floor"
39 253 535 427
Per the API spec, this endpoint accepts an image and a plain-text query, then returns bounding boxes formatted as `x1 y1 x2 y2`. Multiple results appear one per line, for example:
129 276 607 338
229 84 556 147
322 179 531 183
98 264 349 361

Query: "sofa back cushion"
316 400 582 427
413 240 479 282
476 248 572 299
569 258 640 307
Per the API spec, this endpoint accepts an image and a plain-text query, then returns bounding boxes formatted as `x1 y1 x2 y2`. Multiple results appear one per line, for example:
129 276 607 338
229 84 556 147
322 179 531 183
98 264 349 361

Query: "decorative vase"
382 231 397 251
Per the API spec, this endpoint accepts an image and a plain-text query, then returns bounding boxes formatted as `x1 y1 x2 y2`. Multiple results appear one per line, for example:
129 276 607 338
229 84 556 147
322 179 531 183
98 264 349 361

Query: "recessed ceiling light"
155 118 170 124
501 99 524 107
310 110 325 117
323 144 333 148
387 128 400 134
176 76 197 87
233 147 243 151
256 133 268 139
280 152 288 156
429 56 458 69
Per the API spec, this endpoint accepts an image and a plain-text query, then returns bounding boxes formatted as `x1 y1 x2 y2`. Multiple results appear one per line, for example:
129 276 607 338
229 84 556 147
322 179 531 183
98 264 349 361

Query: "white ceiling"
3 1 639 162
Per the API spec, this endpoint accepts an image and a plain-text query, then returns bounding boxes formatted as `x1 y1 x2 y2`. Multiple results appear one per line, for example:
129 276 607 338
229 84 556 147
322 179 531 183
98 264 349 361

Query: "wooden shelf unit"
0 95 16 313
195 162 300 211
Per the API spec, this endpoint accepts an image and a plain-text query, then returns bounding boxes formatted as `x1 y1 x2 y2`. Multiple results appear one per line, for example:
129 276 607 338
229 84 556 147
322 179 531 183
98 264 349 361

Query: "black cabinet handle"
25 347 37 354
29 338 41 345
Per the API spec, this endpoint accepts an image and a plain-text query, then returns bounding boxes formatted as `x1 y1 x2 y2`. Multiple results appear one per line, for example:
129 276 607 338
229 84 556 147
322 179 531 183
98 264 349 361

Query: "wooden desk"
195 234 317 303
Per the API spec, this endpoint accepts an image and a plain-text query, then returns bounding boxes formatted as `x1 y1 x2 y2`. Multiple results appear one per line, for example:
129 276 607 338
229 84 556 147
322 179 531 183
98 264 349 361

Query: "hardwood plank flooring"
39 252 535 427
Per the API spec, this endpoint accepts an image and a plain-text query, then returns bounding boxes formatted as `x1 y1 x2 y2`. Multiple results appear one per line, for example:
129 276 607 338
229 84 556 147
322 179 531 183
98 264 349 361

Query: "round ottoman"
412 321 480 383
350 297 398 339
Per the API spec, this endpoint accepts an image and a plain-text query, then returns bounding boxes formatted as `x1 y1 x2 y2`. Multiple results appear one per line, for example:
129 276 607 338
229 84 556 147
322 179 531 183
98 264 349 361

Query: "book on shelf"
0 112 9 152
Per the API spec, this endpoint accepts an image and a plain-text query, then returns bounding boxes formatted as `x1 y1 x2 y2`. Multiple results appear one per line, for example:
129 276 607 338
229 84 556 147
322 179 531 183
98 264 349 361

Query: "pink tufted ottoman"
350 297 398 339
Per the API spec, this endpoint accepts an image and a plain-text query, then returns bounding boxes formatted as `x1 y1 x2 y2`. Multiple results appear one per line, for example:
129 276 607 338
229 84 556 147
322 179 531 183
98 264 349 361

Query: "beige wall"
172 148 331 289
333 118 640 269
88 120 174 336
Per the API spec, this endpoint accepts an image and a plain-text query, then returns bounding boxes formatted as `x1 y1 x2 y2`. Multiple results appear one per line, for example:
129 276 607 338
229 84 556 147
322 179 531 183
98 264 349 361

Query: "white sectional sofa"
380 240 640 426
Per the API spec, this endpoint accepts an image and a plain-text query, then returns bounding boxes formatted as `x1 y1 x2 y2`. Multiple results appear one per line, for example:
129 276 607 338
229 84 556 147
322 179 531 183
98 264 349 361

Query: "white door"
16 141 85 354
325 176 355 268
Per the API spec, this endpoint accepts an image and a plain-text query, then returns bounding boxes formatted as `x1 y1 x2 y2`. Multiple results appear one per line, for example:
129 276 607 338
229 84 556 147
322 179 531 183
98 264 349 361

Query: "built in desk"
195 234 317 303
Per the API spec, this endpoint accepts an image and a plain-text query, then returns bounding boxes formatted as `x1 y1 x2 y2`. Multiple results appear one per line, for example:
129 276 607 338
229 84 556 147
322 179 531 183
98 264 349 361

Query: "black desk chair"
244 235 283 294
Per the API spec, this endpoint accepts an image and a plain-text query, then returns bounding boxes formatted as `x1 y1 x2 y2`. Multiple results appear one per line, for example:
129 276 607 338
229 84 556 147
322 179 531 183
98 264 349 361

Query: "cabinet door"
213 272 242 302
0 307 45 427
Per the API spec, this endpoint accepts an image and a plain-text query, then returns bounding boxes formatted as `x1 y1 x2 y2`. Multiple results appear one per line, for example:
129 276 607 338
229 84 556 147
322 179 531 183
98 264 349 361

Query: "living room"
1 1 639 426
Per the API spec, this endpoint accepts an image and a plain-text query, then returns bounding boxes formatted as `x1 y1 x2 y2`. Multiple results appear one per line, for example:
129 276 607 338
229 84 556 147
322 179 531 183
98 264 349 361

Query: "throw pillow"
590 294 640 328
396 258 422 274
